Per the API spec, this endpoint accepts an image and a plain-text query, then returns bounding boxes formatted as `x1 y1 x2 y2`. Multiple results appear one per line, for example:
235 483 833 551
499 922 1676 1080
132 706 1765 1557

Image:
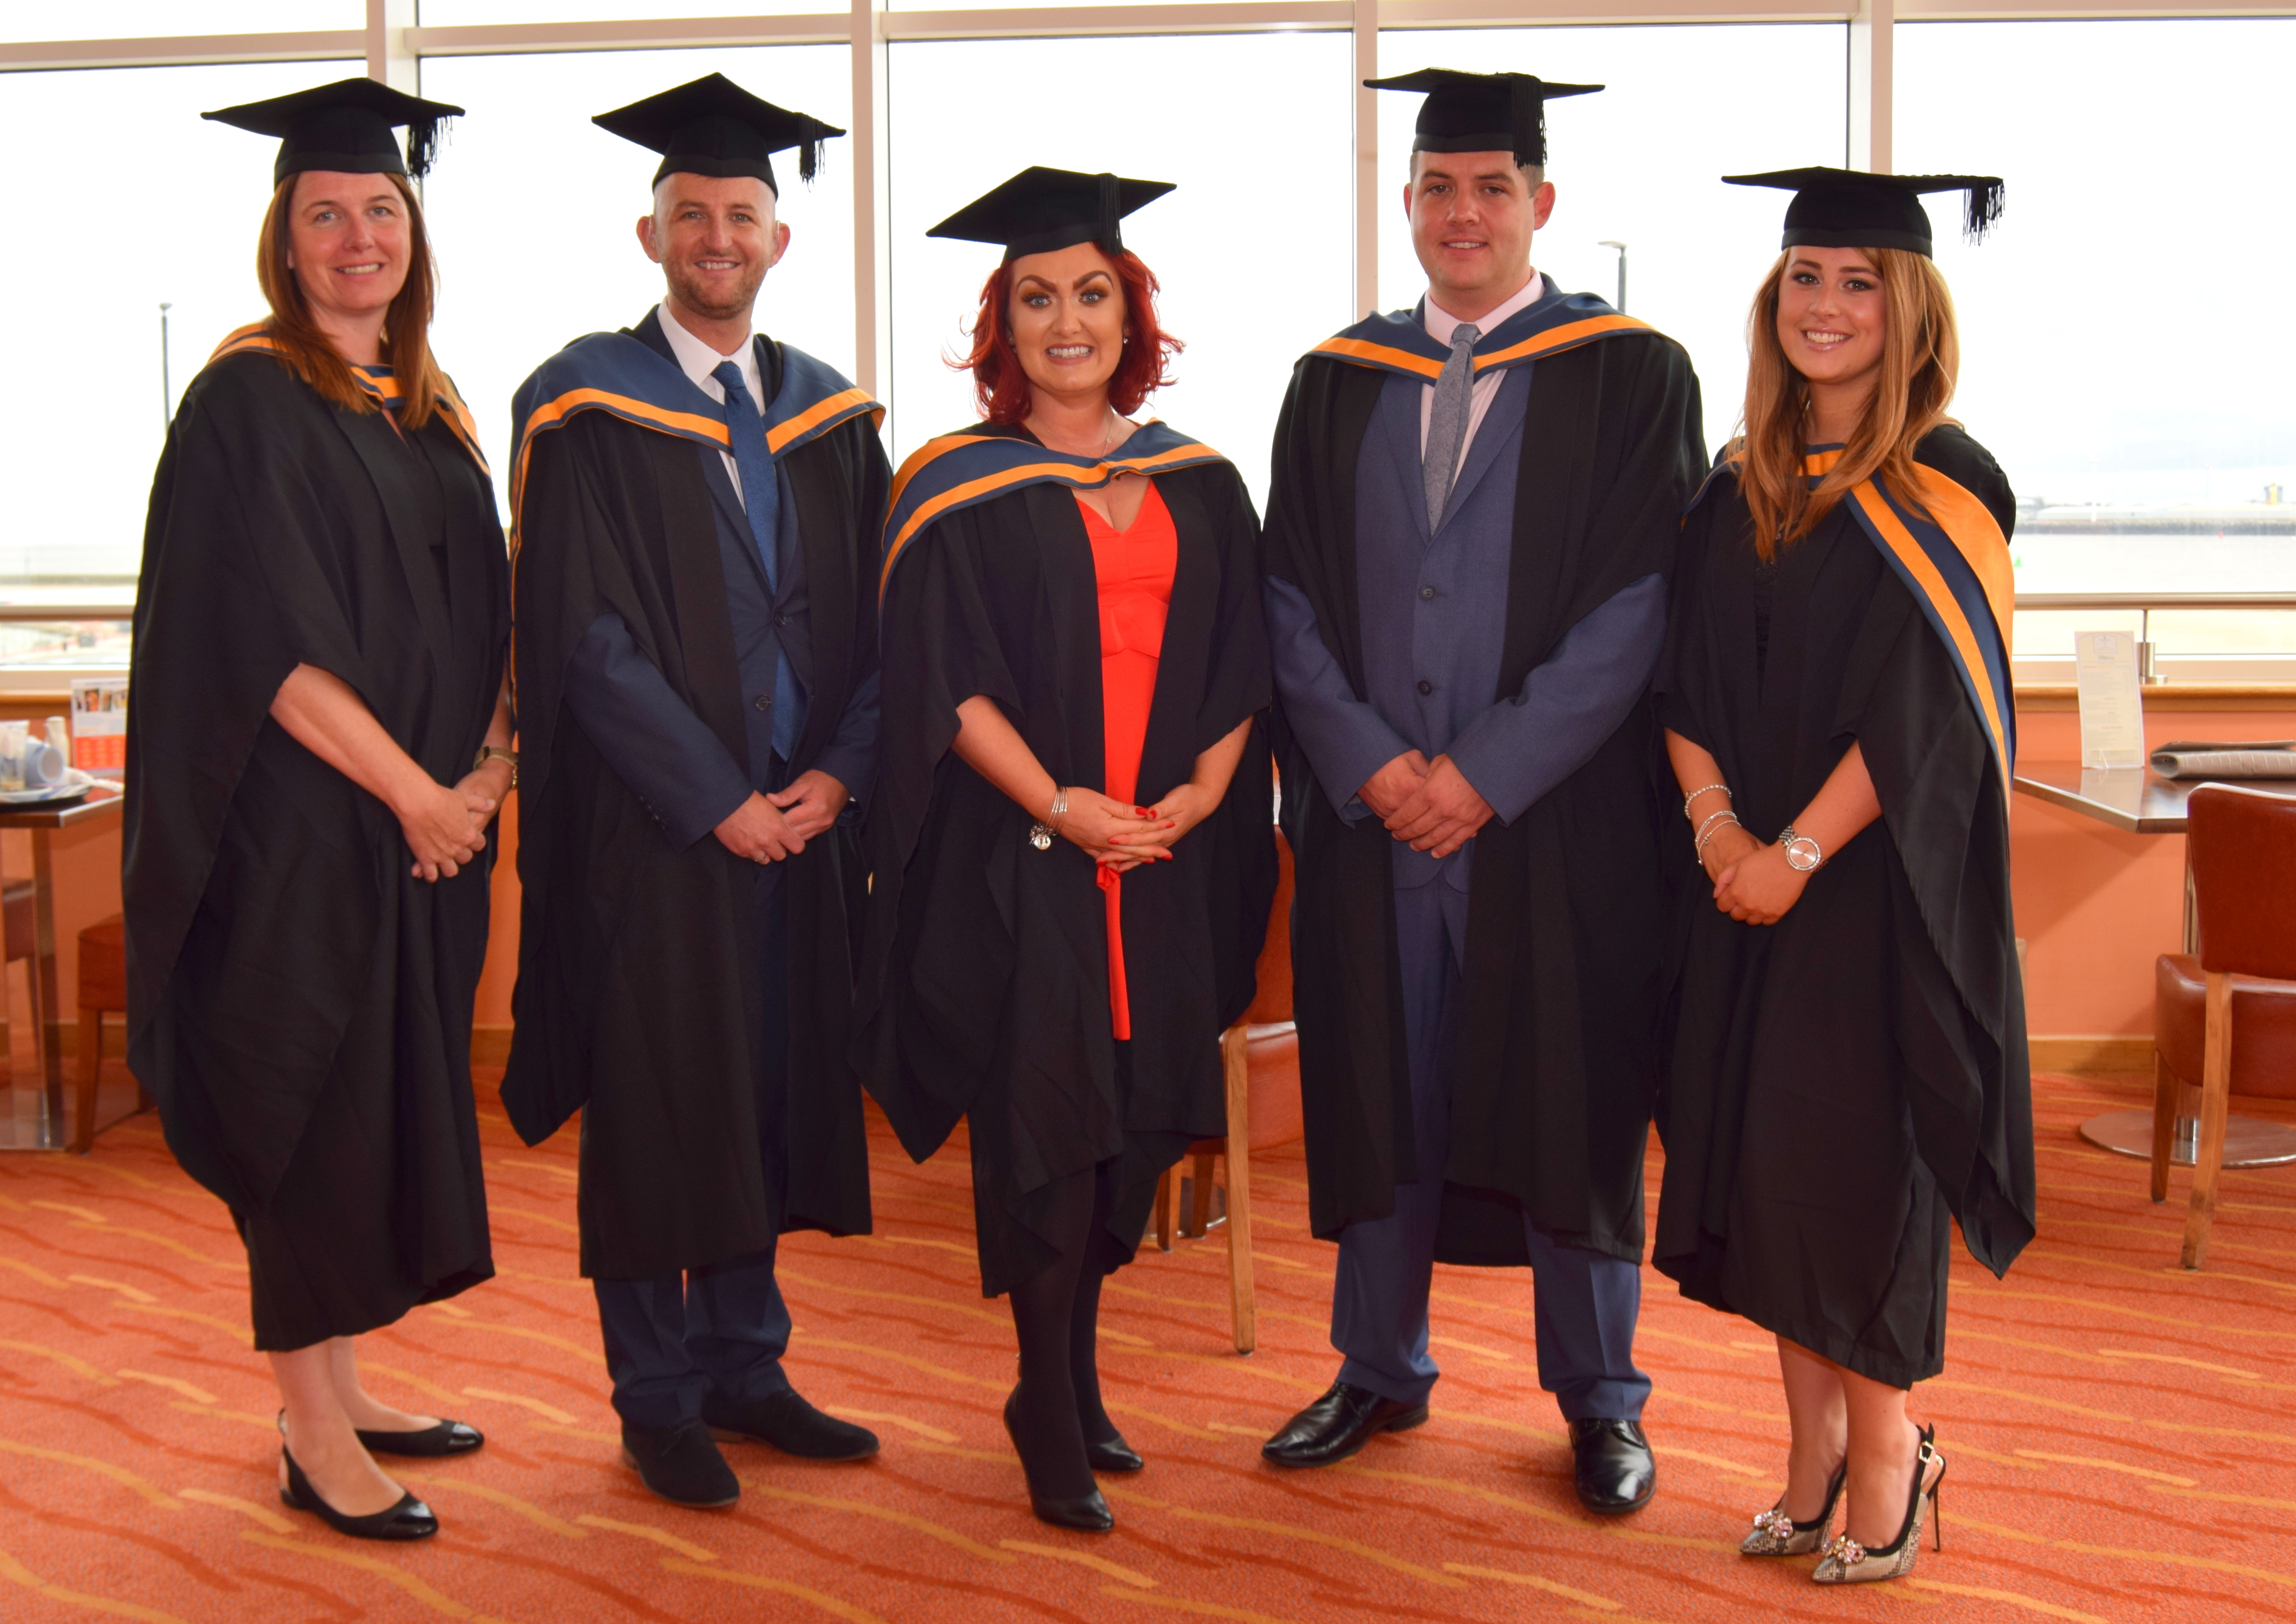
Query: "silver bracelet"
1778 824 1824 872
1682 782 1731 818
1029 787 1069 852
1694 810 1739 858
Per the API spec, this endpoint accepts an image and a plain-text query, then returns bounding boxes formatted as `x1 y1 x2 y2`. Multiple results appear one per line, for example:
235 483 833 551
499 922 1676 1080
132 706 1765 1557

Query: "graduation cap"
926 167 1176 263
203 77 462 187
1365 68 1602 169
1724 167 2006 256
593 73 843 196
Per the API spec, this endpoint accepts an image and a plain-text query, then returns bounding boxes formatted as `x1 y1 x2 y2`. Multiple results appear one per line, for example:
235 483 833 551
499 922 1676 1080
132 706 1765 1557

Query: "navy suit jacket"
562 311 880 849
1266 287 1664 893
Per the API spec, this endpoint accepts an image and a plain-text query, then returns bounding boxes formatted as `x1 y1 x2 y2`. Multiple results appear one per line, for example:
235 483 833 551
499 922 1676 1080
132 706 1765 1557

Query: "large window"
421 45 856 512
1379 24 1847 463
0 59 353 588
2 1 2288 664
885 31 1353 500
1899 19 2296 597
3 2 360 39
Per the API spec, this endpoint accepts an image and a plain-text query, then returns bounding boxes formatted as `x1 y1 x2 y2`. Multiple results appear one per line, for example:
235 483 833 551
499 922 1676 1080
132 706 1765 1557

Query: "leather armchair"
2153 785 2296 1268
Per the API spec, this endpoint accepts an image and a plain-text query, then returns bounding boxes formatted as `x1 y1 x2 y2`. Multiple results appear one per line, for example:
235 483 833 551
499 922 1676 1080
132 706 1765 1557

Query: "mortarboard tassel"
404 115 450 180
1509 75 1545 167
1098 171 1122 254
798 116 822 184
1963 177 2005 243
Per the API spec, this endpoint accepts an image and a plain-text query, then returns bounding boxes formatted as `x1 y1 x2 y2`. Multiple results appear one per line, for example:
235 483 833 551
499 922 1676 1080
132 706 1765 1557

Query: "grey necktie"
1422 321 1479 531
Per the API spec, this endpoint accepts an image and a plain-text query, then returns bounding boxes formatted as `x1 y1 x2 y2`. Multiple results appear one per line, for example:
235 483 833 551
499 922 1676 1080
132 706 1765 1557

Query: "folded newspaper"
2147 739 2296 779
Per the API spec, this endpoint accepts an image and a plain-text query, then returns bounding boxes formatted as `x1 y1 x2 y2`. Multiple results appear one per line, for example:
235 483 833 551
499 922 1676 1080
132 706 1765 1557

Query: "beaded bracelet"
1682 782 1732 818
1694 810 1741 858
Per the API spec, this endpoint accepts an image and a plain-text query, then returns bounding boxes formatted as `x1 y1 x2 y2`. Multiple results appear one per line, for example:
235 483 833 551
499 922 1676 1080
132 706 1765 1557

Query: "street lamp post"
1598 242 1627 314
159 301 174 432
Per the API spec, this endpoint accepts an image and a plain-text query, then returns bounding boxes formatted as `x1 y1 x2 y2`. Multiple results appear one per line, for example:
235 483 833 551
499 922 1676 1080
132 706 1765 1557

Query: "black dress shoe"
279 1447 437 1541
1005 1390 1114 1532
1570 1418 1656 1516
1261 1383 1428 1469
355 1420 484 1458
1085 1432 1143 1473
702 1389 880 1462
622 1419 741 1508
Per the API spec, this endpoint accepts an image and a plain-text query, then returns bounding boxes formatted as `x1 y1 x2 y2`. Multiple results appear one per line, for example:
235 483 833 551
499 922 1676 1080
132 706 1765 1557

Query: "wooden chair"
72 913 137 1156
1152 832 1302 1353
0 879 32 1063
2152 786 2296 1268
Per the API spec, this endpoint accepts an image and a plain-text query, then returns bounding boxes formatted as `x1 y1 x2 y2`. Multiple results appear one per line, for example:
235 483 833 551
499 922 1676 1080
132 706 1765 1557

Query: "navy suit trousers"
1330 881 1651 1421
594 845 795 1430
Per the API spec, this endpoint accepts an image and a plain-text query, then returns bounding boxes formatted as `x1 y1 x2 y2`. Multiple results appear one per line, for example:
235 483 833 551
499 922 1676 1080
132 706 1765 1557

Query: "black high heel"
1740 1459 1846 1557
1004 1389 1114 1532
279 1445 438 1541
1812 1426 1944 1584
1084 1432 1144 1473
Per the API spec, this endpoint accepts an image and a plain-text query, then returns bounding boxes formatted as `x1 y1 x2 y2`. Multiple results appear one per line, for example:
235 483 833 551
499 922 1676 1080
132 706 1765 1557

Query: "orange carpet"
3 1065 2294 1624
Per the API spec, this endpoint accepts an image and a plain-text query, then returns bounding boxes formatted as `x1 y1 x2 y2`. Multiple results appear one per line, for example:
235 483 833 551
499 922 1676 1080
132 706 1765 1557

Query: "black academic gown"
1263 332 1706 1264
856 429 1276 1297
1652 427 2036 1387
126 350 506 1352
505 325 886 1281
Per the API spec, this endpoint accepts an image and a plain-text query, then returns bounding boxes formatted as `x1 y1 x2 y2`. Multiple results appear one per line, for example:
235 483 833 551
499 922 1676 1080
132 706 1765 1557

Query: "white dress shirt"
656 300 765 502
1419 270 1548 481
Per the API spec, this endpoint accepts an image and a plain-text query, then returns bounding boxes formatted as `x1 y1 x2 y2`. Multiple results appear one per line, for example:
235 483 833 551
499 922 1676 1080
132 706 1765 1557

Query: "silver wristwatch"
1777 825 1823 872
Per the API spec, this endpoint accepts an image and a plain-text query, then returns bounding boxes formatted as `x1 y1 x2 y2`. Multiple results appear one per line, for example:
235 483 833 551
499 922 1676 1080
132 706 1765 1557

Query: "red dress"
1078 483 1178 1041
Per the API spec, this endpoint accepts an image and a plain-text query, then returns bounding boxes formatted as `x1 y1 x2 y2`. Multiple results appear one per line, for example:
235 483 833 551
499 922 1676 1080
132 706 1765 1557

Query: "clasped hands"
713 769 851 863
398 761 513 883
1046 783 1221 874
1699 821 1810 925
1359 750 1492 859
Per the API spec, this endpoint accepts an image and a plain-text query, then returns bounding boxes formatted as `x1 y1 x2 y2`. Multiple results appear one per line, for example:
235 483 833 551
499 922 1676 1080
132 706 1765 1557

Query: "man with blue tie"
502 75 888 1509
1257 68 1705 1514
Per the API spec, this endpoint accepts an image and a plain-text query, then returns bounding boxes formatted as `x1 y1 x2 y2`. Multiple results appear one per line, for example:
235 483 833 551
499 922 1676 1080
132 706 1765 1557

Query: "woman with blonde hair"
127 80 510 1542
1652 169 2034 1585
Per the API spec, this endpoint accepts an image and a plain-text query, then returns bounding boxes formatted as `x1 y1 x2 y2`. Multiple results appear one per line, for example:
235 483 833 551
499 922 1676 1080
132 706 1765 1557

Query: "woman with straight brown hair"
1652 169 2035 1586
126 81 511 1543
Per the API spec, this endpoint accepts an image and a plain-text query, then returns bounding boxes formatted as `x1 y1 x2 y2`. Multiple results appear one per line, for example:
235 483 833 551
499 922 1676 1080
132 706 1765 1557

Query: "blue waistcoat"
1354 363 1534 891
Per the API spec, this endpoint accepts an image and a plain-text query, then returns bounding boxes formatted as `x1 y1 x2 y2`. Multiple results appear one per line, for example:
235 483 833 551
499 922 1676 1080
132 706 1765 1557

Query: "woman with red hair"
857 168 1276 1533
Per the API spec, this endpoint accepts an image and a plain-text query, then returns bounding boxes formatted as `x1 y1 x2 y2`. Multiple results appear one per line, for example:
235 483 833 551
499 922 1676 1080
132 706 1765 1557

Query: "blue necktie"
711 359 779 593
712 358 802 763
1423 322 1479 532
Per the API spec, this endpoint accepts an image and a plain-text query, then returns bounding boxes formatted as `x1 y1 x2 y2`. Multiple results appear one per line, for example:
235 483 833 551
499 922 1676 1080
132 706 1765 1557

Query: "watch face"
1785 837 1820 871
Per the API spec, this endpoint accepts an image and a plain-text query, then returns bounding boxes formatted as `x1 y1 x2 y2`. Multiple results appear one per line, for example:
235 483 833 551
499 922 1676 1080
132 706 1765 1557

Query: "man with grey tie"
1256 68 1704 1515
503 75 887 1509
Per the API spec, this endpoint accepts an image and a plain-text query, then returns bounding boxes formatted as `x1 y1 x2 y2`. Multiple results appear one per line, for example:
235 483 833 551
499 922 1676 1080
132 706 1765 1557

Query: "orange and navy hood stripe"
1307 289 1656 382
505 329 881 562
1692 448 2017 794
878 422 1230 605
206 322 490 476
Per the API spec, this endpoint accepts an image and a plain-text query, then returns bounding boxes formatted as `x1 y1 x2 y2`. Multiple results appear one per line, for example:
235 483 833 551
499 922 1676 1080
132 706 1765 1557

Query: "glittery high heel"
1740 1460 1846 1557
1812 1427 1944 1584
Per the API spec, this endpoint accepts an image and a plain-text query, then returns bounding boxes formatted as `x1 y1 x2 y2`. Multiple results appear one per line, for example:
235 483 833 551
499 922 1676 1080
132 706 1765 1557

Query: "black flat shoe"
703 1389 879 1462
1261 1383 1427 1469
278 1447 437 1541
356 1420 484 1458
622 1419 740 1509
1085 1432 1144 1473
1004 1390 1114 1532
1570 1417 1657 1517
